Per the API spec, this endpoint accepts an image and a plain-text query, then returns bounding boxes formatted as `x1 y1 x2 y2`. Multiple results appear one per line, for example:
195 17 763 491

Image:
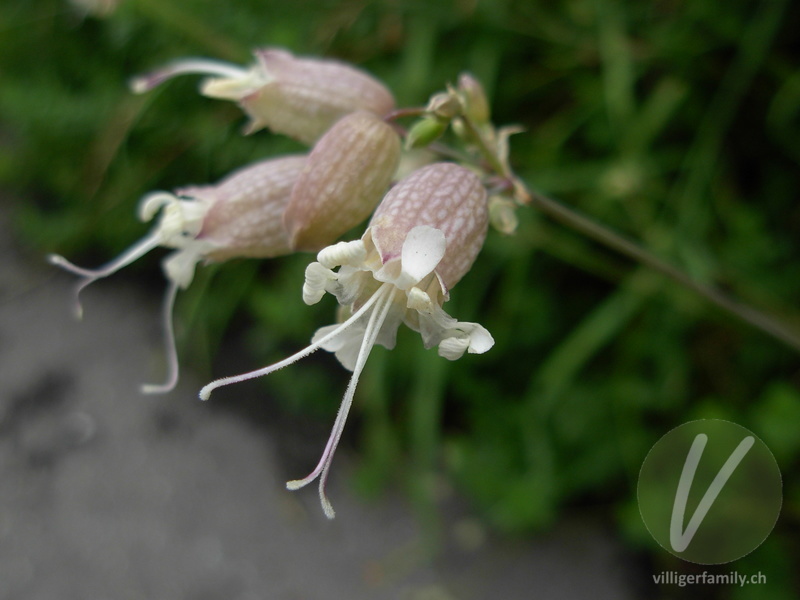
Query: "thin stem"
384 107 427 122
524 187 800 353
457 117 508 176
449 112 800 353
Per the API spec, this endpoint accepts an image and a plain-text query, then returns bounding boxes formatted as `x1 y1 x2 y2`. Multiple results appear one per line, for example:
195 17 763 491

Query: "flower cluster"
50 103 399 394
51 47 520 518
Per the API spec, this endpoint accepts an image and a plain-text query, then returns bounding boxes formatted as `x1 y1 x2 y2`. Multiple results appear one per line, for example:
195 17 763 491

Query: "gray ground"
0 211 639 600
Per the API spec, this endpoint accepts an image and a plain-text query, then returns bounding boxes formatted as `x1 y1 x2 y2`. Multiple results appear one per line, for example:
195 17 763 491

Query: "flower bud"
131 48 395 144
283 111 401 252
458 72 490 124
426 91 462 120
488 195 519 235
405 116 448 150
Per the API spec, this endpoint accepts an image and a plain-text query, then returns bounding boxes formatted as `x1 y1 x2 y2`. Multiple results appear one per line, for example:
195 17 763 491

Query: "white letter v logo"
670 433 755 552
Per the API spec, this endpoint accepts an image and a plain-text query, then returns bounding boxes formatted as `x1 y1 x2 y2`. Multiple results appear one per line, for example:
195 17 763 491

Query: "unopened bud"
284 111 401 252
488 196 519 235
405 116 448 150
458 73 490 124
426 91 462 120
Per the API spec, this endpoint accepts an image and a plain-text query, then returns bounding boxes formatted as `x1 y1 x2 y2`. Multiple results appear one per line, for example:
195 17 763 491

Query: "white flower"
199 163 493 518
49 155 306 394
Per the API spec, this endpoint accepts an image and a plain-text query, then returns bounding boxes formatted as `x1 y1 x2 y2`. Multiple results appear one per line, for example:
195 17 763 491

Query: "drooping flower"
49 155 307 394
130 48 396 144
200 162 494 518
284 110 401 251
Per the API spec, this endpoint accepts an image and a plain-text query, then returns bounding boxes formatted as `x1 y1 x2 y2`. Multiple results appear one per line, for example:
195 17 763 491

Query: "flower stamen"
129 59 252 94
47 233 162 319
198 283 392 401
286 285 398 519
140 279 180 395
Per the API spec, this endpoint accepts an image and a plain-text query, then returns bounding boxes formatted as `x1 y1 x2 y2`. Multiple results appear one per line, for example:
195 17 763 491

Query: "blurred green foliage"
2 0 799 596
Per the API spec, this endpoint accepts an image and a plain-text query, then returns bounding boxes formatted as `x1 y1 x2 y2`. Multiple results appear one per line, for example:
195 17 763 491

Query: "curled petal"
438 337 470 361
414 303 495 358
303 262 336 305
139 192 180 222
316 240 367 270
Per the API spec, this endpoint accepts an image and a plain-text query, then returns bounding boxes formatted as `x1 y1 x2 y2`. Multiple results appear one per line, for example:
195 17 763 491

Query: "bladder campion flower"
200 162 494 518
48 155 307 394
130 48 396 144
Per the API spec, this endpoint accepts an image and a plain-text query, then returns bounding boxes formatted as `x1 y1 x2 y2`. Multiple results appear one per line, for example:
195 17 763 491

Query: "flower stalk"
394 74 800 353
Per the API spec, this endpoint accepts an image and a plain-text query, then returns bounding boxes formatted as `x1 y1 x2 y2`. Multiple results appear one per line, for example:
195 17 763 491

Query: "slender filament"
199 284 391 400
130 59 248 94
140 279 181 395
287 286 398 518
48 233 162 319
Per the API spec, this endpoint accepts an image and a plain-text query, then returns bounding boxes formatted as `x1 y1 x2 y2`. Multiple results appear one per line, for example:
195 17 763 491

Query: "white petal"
157 201 209 247
199 285 389 401
416 303 494 358
438 337 469 360
317 240 366 269
466 324 494 354
312 323 350 352
311 322 364 372
162 249 201 289
303 262 335 305
406 286 434 314
397 226 446 288
139 192 178 222
200 67 267 100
